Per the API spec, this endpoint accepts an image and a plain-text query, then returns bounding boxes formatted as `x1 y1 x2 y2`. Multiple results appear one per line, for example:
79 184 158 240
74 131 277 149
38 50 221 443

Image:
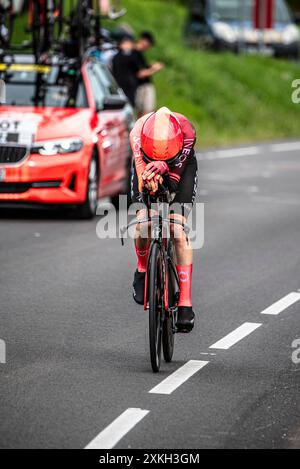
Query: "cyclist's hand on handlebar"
143 175 163 194
142 162 168 182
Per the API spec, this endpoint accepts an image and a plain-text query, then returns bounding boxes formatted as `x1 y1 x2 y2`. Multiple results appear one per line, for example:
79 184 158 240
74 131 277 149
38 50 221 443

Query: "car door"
86 61 130 192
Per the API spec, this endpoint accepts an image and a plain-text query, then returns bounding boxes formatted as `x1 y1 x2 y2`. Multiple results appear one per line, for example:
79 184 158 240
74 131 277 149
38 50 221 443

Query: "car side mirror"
102 95 127 111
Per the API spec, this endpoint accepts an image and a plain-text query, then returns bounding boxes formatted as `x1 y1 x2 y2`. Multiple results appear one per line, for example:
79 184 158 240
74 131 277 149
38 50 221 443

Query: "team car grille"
0 146 28 164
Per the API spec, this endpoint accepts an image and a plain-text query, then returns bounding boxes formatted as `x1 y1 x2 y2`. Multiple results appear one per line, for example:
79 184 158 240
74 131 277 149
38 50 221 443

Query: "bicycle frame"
143 200 179 317
121 186 189 318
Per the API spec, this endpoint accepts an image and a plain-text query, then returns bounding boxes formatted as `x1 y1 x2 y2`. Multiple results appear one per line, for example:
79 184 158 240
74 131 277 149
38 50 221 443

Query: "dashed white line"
85 408 149 449
209 322 262 350
271 142 300 153
85 289 299 449
260 292 300 315
198 146 260 161
216 147 260 158
197 141 300 161
252 195 300 206
149 360 209 395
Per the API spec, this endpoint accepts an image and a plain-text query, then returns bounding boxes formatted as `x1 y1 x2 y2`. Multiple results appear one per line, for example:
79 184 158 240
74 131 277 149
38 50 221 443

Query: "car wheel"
77 154 99 219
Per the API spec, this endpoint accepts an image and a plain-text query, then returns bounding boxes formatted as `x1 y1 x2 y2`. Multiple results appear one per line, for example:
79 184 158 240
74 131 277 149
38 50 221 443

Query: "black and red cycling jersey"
130 112 197 193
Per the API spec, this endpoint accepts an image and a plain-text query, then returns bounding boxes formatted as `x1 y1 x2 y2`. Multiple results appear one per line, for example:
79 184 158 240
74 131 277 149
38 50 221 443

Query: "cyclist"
130 107 197 333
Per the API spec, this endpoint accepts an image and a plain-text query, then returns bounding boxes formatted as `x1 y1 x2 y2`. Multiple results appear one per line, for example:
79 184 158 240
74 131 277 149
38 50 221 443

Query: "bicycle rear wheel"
162 243 176 362
148 242 163 373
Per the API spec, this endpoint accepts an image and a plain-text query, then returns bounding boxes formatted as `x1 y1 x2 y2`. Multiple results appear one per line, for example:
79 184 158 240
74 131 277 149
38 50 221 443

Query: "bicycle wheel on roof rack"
31 0 63 60
0 0 15 50
56 0 64 41
31 0 45 59
76 0 95 56
48 0 64 49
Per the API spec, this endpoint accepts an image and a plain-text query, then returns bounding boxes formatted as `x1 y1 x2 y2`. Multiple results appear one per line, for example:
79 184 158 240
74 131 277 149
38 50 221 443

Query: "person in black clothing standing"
112 34 140 107
133 31 164 117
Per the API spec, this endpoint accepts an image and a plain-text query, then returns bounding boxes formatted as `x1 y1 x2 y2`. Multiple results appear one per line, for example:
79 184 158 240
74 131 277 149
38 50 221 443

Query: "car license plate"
0 118 37 146
0 168 6 181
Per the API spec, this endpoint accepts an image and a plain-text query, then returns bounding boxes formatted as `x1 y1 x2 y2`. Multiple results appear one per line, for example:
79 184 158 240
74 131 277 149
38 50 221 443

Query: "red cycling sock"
176 264 193 307
135 245 149 273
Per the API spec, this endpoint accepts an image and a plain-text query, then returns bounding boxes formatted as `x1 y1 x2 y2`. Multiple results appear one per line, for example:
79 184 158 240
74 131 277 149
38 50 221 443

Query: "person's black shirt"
132 49 151 85
112 50 140 106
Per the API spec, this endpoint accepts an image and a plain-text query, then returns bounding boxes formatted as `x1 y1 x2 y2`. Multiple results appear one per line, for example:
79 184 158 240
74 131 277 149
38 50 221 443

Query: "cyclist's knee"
135 209 152 239
169 225 185 246
136 209 148 220
168 214 188 248
172 226 187 246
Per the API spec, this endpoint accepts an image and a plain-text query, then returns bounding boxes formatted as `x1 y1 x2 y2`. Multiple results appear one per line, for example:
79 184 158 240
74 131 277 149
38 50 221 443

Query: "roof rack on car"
0 1 126 66
0 53 81 68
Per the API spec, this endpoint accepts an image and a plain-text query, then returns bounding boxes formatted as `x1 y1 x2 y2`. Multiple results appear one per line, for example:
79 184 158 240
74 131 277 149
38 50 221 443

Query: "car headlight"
212 22 237 44
31 138 83 155
282 25 300 45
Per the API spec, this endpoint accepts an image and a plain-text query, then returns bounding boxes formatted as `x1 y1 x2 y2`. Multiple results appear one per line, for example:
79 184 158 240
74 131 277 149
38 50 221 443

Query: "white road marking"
85 408 149 449
198 146 260 161
260 292 300 316
247 186 260 193
252 195 300 206
209 323 262 350
216 147 260 158
271 142 300 153
197 141 300 161
149 360 209 395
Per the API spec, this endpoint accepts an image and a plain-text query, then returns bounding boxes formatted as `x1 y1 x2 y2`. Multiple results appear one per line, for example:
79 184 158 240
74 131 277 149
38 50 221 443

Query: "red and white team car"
0 55 134 217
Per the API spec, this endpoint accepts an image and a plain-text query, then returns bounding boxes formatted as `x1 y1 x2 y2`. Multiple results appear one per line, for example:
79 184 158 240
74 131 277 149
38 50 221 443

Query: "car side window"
87 63 106 110
76 82 89 108
95 63 120 96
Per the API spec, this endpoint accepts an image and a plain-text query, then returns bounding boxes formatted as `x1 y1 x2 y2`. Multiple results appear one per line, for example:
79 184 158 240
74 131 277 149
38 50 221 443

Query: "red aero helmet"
141 107 184 161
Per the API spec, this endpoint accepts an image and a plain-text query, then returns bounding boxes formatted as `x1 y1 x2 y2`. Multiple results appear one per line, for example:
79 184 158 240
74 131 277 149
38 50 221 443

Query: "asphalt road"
1 140 300 449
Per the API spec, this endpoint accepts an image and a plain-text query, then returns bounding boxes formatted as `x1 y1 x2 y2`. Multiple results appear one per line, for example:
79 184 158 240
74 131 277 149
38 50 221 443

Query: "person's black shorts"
130 154 198 216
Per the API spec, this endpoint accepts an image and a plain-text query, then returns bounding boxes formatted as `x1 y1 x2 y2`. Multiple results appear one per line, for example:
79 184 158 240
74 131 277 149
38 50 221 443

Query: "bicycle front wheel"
148 243 163 373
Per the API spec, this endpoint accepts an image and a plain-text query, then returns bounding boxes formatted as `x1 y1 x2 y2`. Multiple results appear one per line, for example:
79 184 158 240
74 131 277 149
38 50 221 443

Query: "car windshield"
0 63 88 108
210 0 291 24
